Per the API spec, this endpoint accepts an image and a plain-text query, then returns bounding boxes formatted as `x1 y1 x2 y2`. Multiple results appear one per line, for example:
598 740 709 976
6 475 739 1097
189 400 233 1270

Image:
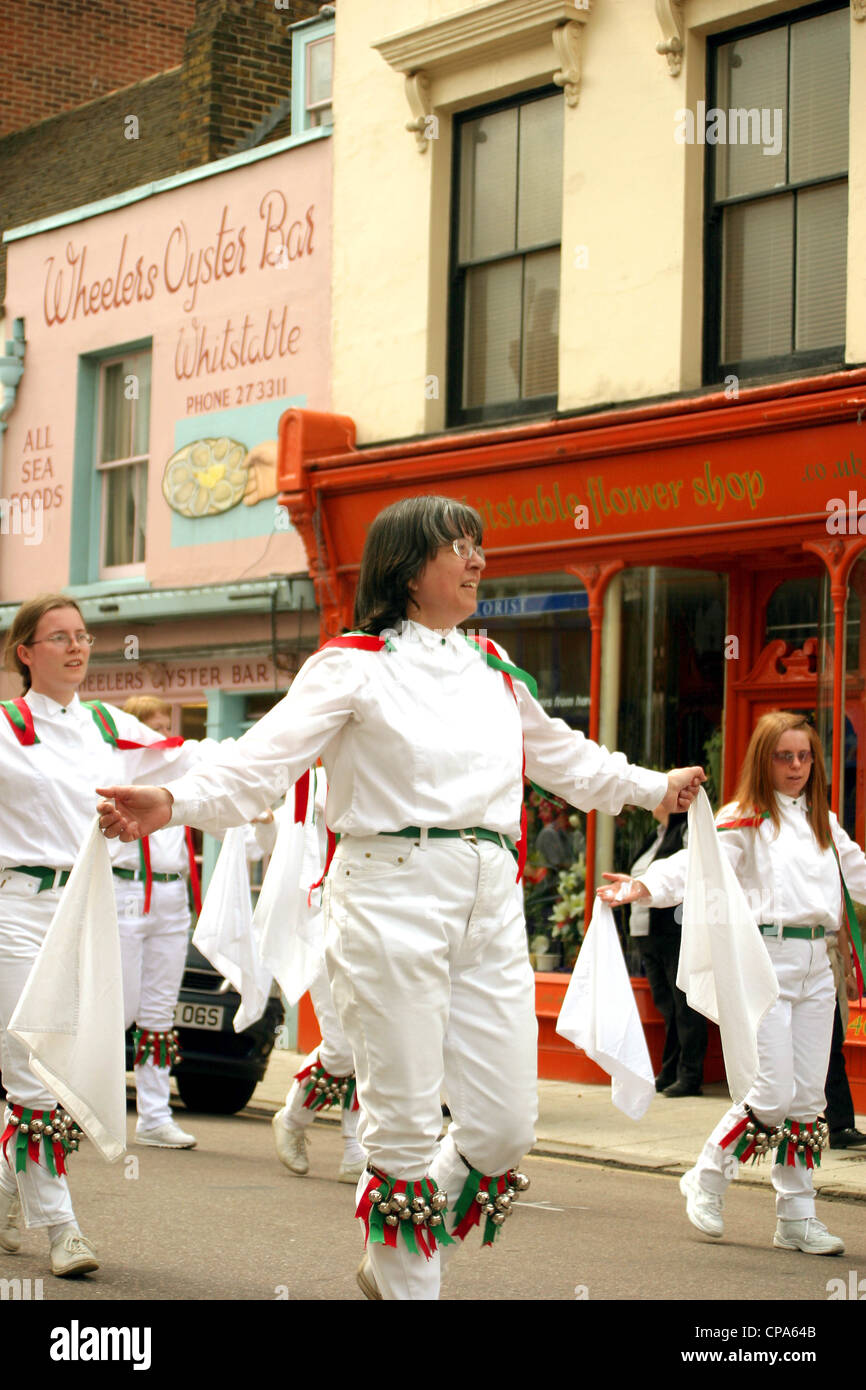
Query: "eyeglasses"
451 539 485 562
28 632 94 649
772 750 813 767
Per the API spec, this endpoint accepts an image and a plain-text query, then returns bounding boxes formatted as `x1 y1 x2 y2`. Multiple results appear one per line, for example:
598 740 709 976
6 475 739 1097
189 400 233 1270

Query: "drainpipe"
0 319 27 487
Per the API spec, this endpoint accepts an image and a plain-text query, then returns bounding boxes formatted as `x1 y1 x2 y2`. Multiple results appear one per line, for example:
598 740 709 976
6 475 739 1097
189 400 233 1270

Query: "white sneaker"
273 1109 309 1175
680 1166 724 1238
0 1187 20 1254
338 1154 366 1184
135 1119 197 1149
774 1217 844 1256
49 1229 99 1278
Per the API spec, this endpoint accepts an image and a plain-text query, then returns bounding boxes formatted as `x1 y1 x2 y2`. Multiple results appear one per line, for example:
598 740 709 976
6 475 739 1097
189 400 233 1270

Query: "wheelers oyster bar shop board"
0 129 331 730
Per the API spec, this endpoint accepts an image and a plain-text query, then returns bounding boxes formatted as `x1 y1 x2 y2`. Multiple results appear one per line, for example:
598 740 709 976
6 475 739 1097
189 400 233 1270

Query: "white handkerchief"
556 897 655 1121
9 818 126 1162
679 789 778 1102
193 827 272 1032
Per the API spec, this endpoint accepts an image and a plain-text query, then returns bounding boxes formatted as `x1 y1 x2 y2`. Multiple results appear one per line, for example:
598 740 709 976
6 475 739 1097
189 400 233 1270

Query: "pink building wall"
1 135 331 598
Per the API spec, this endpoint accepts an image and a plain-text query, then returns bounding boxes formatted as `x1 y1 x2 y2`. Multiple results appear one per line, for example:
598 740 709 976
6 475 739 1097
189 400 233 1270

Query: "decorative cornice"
655 0 685 76
404 72 435 151
374 0 591 146
552 20 583 106
373 0 590 74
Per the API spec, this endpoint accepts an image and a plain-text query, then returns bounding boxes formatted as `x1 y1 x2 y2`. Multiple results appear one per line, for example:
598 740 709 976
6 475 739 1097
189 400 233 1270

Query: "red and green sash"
0 697 201 915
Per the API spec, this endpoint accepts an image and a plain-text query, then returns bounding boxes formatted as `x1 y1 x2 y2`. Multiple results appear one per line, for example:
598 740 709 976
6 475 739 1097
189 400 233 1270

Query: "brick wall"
1 0 196 137
179 0 321 169
0 72 183 309
0 0 325 311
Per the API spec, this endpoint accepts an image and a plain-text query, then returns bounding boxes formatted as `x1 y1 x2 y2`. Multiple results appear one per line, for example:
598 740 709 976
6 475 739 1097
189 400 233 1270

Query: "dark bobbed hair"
353 495 484 634
3 594 85 691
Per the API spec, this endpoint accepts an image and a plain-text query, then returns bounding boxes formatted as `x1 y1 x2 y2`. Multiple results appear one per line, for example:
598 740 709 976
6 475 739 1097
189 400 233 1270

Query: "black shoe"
655 1074 677 1093
663 1081 703 1098
829 1127 866 1149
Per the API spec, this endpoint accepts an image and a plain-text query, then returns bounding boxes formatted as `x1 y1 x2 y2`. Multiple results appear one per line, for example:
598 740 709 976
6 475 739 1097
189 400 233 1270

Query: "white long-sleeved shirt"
167 623 668 838
638 793 866 934
0 690 207 871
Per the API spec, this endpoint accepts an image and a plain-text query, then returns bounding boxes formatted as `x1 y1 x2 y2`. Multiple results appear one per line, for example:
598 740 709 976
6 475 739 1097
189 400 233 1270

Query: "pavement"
236 1049 866 1203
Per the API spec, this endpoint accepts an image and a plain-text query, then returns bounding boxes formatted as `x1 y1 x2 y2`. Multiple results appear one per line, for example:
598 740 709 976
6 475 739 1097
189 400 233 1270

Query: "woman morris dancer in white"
96 496 704 1301
601 711 866 1257
0 595 210 1276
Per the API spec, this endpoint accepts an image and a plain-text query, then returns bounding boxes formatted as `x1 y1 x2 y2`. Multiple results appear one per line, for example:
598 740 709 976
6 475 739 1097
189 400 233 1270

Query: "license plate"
174 1002 224 1031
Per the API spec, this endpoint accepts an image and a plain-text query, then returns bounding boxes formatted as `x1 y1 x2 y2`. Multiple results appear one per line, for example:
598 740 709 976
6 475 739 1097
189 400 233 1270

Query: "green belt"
380 826 518 861
112 867 183 883
6 865 71 892
758 924 825 940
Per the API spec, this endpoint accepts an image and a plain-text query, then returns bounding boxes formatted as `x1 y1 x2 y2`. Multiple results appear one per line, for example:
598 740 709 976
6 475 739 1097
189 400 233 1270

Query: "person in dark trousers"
628 809 707 1097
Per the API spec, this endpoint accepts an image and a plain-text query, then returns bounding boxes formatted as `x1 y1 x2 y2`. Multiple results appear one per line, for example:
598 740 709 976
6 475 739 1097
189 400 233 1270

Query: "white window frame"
291 12 335 134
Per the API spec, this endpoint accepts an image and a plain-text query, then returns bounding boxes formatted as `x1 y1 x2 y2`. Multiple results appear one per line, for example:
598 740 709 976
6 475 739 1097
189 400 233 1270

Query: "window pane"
517 96 563 248
459 107 517 262
307 36 333 109
796 181 847 351
714 27 788 200
789 8 848 184
721 196 793 361
462 258 523 408
100 362 132 463
103 465 137 567
131 354 151 457
521 249 559 399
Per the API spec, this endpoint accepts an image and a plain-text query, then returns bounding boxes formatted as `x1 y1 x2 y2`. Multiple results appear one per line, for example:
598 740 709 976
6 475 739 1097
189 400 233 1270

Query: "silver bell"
431 1192 448 1211
474 1190 489 1207
491 1213 506 1226
385 1214 399 1227
368 1188 382 1205
412 1212 426 1226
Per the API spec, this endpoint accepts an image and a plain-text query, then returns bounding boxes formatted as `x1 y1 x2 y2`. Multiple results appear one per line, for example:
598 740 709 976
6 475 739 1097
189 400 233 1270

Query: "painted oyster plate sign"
162 437 249 517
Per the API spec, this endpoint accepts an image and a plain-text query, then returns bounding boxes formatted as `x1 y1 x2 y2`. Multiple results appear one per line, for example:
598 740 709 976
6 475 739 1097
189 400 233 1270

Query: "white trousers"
696 936 836 1219
115 877 190 1129
324 836 537 1300
282 958 359 1144
0 876 75 1228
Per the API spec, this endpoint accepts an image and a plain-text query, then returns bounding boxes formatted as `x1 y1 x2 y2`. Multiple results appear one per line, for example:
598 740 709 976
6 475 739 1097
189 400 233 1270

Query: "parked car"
124 942 284 1115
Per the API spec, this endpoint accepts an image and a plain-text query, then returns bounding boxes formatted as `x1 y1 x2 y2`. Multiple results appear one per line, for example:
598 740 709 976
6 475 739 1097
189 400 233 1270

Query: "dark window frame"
447 85 563 428
703 0 849 387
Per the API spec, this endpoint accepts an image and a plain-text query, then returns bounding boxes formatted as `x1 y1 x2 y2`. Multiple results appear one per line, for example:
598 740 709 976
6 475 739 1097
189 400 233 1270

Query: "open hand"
596 872 651 906
96 785 173 841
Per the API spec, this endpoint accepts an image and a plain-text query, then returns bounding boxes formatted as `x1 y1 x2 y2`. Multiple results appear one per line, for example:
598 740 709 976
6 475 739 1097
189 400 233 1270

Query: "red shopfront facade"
279 369 866 1099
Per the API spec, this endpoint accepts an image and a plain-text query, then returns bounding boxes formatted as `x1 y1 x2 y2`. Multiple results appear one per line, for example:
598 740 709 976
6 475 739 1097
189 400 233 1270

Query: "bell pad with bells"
356 1169 455 1259
296 1059 359 1113
0 1103 82 1178
720 1106 829 1169
451 1165 531 1246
